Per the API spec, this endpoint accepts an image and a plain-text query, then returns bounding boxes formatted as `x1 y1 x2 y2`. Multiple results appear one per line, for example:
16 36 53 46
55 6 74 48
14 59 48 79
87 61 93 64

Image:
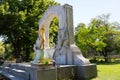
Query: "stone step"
10 68 29 80
2 71 26 80
2 64 30 80
2 67 10 73
10 63 31 71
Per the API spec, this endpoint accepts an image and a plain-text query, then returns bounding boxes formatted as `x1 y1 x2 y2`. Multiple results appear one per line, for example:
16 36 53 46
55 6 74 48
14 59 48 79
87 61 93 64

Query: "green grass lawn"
92 62 120 80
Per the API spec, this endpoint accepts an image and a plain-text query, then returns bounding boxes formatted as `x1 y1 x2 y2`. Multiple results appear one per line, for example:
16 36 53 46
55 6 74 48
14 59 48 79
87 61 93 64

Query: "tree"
96 14 120 61
75 24 91 53
75 23 86 32
49 17 59 47
75 22 106 57
113 31 120 54
0 0 59 61
75 14 120 62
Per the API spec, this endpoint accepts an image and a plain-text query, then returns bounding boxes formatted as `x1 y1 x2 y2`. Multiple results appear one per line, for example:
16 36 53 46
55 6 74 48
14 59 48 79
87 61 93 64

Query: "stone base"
57 64 97 80
30 67 56 80
2 63 97 80
57 65 77 80
31 64 97 80
77 64 97 79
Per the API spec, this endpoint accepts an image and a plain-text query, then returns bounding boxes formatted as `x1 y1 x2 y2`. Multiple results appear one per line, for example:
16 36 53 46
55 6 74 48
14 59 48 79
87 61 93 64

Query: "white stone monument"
38 4 90 65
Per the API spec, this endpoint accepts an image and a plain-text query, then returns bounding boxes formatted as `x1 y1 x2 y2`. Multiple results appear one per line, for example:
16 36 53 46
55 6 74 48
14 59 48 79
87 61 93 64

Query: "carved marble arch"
38 4 74 49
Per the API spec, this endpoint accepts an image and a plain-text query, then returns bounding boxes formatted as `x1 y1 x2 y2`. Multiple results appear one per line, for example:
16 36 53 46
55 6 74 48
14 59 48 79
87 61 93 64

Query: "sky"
55 0 120 27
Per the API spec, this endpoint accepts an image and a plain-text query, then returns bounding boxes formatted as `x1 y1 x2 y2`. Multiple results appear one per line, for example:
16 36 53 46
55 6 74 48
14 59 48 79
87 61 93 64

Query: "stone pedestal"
30 67 56 80
57 65 77 80
2 63 97 80
77 64 97 79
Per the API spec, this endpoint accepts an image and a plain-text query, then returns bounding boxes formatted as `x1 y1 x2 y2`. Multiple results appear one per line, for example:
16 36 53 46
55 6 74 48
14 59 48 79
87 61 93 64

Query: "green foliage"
0 41 5 57
114 32 120 53
75 14 120 61
49 17 59 47
40 58 51 64
0 0 59 60
3 43 13 60
75 23 106 53
75 24 91 52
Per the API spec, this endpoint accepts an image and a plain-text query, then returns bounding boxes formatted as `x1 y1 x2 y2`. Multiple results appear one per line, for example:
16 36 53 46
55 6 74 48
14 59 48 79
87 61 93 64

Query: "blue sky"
55 0 120 27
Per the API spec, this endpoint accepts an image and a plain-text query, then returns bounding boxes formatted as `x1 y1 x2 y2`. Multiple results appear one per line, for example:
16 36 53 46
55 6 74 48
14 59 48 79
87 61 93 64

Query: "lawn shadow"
90 59 120 65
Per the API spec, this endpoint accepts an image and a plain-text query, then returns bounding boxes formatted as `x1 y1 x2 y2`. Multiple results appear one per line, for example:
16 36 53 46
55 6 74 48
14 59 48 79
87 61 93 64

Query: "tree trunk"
13 48 21 59
91 49 97 61
25 48 30 62
12 37 21 59
102 49 108 62
104 53 108 62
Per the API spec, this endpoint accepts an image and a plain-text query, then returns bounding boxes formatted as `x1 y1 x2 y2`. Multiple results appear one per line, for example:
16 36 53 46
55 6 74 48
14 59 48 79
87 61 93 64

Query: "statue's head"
39 27 45 33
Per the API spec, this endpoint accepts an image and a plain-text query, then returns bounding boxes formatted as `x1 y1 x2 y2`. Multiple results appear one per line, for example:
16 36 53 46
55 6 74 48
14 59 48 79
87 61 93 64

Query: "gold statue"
39 27 45 50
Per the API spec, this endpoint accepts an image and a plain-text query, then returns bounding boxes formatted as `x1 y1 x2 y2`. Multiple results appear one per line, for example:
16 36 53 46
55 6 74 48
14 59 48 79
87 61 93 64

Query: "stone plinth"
2 63 31 80
77 64 97 79
57 65 77 80
2 63 97 80
30 67 56 80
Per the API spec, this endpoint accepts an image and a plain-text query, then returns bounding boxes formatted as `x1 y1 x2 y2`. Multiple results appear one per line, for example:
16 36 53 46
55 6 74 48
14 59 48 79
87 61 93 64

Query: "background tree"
49 17 59 47
75 14 120 62
113 31 120 54
0 0 59 61
97 14 120 61
75 22 106 58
